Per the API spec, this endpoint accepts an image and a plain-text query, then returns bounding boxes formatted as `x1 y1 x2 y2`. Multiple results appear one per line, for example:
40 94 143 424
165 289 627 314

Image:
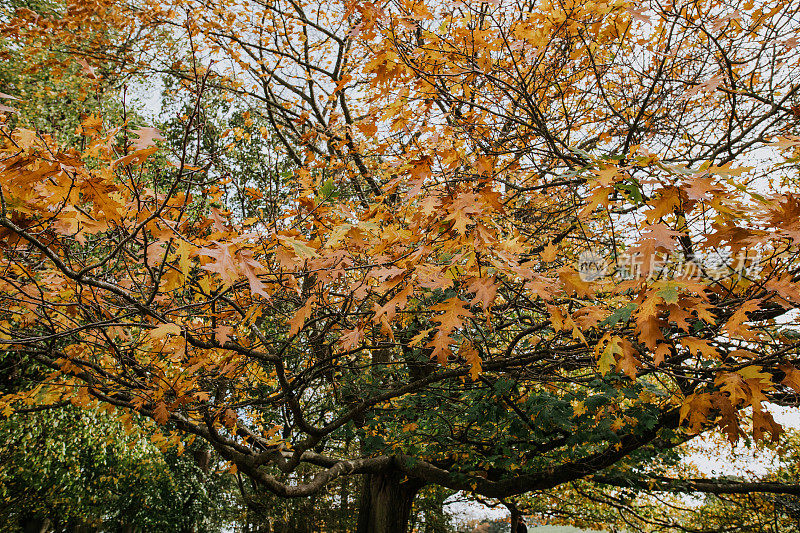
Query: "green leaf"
616 178 643 204
318 178 338 199
600 303 637 327
656 282 680 304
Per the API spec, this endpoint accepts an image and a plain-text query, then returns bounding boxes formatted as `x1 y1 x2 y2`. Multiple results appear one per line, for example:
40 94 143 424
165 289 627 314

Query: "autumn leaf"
459 340 482 381
278 236 317 259
772 135 800 148
289 299 314 336
780 364 800 392
76 58 99 79
215 326 234 345
339 326 364 351
151 323 182 339
197 242 239 287
238 249 271 299
641 223 682 251
683 176 721 201
426 330 453 364
443 191 482 234
595 334 621 376
222 408 238 428
540 242 558 262
357 120 377 137
724 299 761 339
430 297 473 333
706 163 754 176
176 239 195 278
153 401 170 424
715 372 749 405
129 127 166 151
680 393 713 434
753 409 782 443
373 284 412 323
616 338 641 379
680 337 719 359
467 277 498 311
592 166 621 186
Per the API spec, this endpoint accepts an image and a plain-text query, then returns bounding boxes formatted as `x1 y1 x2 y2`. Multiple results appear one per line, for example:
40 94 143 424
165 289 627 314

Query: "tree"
509 429 800 532
0 406 238 532
2 0 800 532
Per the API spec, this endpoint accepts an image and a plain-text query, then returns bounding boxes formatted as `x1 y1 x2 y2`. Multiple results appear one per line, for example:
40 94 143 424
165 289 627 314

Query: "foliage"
1 0 800 530
457 519 509 533
0 406 236 531
510 429 800 532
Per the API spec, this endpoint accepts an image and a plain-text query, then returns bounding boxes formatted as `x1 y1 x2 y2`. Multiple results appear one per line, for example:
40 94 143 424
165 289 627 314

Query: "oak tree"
2 0 800 531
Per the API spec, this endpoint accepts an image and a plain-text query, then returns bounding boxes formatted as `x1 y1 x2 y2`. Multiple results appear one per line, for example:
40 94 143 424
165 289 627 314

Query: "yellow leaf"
706 164 753 176
177 239 195 278
540 243 558 262
596 334 621 375
151 323 181 339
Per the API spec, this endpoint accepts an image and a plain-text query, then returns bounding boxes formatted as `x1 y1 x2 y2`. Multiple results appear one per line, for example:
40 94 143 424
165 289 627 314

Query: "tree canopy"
2 0 800 530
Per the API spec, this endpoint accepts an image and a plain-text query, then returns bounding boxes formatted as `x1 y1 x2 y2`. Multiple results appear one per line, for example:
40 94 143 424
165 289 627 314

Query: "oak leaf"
151 323 181 339
780 364 800 392
458 341 482 381
467 277 498 311
431 297 473 333
153 402 170 424
289 299 314 336
130 127 166 151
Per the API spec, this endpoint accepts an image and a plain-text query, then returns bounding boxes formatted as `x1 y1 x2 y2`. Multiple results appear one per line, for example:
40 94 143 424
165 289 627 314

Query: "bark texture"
356 470 424 533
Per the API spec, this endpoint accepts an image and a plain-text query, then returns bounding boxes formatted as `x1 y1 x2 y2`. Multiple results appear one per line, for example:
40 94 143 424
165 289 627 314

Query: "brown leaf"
76 58 99 79
780 364 800 392
215 326 233 345
339 326 364 351
153 401 170 424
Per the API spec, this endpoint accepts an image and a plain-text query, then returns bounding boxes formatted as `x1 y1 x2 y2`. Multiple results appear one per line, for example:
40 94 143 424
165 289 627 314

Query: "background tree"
508 428 800 533
0 406 238 532
2 1 800 532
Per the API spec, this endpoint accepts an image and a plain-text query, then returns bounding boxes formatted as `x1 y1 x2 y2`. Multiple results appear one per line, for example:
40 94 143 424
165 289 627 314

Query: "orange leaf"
289 299 314 336
426 330 453 364
431 297 473 333
467 277 498 311
459 340 482 381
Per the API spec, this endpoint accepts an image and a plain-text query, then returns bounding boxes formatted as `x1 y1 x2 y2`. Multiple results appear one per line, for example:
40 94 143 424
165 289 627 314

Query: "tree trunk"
65 520 97 533
356 470 423 533
21 515 51 533
509 506 521 533
339 473 351 530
